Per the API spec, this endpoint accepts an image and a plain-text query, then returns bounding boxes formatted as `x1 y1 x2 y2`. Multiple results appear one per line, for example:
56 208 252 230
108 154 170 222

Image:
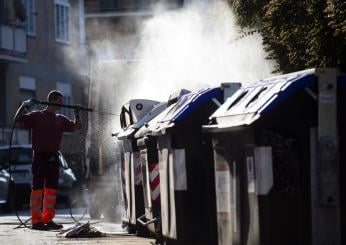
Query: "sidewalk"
0 208 155 245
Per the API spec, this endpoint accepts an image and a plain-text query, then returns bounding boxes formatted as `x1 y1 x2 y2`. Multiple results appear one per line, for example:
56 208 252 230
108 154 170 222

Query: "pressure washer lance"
31 98 93 112
31 98 119 116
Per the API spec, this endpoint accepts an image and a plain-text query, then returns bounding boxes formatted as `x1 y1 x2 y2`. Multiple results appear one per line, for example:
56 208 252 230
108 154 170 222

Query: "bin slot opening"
245 87 268 108
227 90 249 110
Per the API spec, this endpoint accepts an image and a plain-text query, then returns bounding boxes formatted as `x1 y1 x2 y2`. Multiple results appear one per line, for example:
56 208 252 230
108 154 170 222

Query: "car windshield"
0 148 32 168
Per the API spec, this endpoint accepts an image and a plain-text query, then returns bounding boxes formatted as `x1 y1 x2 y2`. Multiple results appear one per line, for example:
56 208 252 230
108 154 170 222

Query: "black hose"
8 119 32 229
68 197 88 223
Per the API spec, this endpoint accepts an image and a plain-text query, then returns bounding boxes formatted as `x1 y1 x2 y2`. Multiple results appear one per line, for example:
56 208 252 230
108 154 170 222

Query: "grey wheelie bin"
118 99 164 235
145 85 239 245
134 90 190 243
203 68 346 245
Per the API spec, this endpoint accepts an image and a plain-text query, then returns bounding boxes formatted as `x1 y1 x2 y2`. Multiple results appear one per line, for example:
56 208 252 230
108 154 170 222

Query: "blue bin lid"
164 87 221 123
136 87 222 135
209 69 317 129
134 102 177 138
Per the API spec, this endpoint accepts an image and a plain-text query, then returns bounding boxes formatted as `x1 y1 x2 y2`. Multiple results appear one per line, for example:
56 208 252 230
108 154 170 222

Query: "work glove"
22 98 36 109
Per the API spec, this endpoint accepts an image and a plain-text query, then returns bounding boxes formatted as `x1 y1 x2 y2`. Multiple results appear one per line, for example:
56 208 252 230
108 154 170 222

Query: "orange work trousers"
31 154 59 224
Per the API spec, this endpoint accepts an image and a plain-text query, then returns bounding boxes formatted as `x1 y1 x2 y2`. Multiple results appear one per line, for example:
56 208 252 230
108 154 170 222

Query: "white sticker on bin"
246 156 255 193
172 149 187 191
215 170 231 213
254 147 273 195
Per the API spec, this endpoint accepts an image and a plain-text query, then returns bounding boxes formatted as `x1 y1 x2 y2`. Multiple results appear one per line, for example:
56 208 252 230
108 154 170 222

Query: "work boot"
32 222 49 231
45 221 63 230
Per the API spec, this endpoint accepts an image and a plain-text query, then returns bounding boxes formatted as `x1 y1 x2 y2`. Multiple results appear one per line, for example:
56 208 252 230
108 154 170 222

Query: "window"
21 0 36 35
54 0 70 43
57 82 73 118
100 0 119 10
19 76 36 104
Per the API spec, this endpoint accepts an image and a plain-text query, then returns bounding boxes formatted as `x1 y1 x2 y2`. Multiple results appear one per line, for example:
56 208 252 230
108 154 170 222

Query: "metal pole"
311 68 341 245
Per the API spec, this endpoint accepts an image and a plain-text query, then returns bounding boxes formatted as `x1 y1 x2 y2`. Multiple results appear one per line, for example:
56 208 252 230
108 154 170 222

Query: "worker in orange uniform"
14 90 82 230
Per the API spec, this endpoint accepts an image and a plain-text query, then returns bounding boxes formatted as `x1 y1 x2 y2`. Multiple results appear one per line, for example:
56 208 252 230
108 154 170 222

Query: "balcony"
85 0 184 18
0 23 27 63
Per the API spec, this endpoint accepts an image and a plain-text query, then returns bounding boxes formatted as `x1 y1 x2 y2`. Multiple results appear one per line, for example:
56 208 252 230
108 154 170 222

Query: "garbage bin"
144 86 239 245
118 99 164 235
134 90 190 242
204 68 346 245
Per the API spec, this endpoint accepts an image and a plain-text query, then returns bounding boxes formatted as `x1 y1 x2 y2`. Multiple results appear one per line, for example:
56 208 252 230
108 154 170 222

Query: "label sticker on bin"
171 149 187 191
133 152 142 186
246 157 256 193
254 147 273 195
215 156 231 220
216 171 231 219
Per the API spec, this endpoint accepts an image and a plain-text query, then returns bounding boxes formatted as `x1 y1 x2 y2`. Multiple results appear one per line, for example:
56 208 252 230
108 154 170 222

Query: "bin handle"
137 214 158 226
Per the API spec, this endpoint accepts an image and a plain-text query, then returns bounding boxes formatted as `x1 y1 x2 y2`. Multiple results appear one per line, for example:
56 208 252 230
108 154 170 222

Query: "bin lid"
118 101 167 139
120 99 160 129
137 87 221 135
163 87 221 123
134 102 178 138
133 89 192 138
207 69 317 129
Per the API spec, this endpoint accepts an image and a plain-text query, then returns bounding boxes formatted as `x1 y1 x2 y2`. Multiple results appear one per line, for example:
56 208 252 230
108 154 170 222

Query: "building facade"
0 0 88 162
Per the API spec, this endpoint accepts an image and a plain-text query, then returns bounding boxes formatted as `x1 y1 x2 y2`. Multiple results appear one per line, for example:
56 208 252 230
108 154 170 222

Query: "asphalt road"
0 208 155 245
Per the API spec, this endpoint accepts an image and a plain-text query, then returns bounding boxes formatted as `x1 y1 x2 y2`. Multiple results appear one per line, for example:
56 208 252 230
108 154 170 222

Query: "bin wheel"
136 223 150 237
128 223 136 234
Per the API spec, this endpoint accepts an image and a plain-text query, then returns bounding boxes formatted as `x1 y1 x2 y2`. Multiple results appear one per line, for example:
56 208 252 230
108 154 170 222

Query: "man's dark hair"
47 90 64 102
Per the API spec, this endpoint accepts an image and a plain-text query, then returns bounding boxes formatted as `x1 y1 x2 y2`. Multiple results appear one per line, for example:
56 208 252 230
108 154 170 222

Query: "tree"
228 0 267 27
229 0 346 73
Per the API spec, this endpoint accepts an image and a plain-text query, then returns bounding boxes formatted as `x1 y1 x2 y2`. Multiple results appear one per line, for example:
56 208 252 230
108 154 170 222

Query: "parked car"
0 145 77 209
0 168 13 212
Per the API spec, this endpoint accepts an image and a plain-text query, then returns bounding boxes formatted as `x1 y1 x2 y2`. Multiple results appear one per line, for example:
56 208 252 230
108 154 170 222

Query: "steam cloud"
127 1 275 102
63 0 276 223
65 0 275 131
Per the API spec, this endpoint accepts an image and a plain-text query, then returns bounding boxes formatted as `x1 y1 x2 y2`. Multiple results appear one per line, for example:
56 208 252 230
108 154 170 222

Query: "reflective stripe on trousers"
30 189 43 224
42 188 57 223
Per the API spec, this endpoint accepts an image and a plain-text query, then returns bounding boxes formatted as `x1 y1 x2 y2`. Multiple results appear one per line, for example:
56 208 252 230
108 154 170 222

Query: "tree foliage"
229 0 346 73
